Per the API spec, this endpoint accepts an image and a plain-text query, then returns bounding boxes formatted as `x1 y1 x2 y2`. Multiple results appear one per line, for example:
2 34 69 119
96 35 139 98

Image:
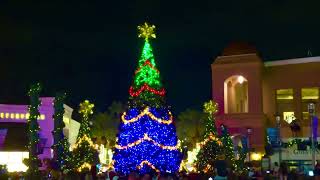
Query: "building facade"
0 97 80 172
211 43 320 157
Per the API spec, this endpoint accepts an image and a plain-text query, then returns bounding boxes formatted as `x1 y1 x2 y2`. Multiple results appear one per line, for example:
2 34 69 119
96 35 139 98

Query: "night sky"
0 0 319 114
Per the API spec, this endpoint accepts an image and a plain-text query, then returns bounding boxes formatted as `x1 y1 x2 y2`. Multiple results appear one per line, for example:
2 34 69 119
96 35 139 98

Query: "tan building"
211 42 320 154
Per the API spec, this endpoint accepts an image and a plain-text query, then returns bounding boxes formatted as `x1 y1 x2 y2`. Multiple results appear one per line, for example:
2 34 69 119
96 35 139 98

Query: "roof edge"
264 56 320 67
216 53 257 58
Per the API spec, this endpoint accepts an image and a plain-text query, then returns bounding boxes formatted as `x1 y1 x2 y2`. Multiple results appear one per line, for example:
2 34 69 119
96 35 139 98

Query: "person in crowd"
314 161 320 180
214 154 228 180
142 173 152 180
298 165 305 178
289 168 298 180
248 166 254 179
158 175 167 180
107 168 117 180
272 162 279 177
112 175 119 180
279 161 288 180
91 164 97 180
128 172 137 180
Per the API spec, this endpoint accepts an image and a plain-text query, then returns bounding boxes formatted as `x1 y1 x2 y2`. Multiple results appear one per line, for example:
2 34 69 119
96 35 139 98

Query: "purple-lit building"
0 97 80 172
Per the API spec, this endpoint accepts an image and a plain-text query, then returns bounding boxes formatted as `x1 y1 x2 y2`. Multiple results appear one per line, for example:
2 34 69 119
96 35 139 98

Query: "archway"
224 75 248 113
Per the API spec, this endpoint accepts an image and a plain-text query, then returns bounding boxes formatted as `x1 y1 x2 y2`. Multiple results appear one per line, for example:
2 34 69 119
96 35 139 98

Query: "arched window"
224 75 248 113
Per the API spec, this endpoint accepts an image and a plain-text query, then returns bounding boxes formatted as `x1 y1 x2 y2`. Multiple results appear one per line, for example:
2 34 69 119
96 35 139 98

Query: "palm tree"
176 109 206 149
108 101 125 118
91 101 125 148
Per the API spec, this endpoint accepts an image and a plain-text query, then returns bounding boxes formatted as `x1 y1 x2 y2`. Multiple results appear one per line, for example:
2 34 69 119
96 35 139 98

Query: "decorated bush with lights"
113 23 182 175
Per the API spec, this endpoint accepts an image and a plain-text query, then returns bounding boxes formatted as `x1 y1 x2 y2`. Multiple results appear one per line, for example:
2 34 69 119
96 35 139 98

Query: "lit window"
276 89 294 121
40 115 45 120
10 113 14 119
224 75 248 113
20 114 25 119
0 113 4 118
15 114 20 119
283 112 295 124
26 113 30 119
5 113 9 118
276 89 293 100
302 88 319 100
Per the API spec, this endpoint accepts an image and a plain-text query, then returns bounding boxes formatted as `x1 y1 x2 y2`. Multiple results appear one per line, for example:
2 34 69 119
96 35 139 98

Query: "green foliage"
220 125 236 170
195 140 223 173
203 102 218 138
176 109 206 148
52 92 72 172
134 41 162 89
128 39 166 108
195 100 224 173
27 83 42 174
72 100 98 172
71 136 97 172
195 100 237 173
77 102 93 139
235 145 248 174
60 137 72 172
91 101 125 148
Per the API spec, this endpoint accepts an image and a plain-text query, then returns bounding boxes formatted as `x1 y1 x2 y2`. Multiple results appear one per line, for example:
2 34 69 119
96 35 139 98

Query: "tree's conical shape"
113 23 182 175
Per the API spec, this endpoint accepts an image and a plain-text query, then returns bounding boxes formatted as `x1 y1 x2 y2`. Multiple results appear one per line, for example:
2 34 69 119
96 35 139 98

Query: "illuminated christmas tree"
72 100 98 172
113 22 182 175
195 100 223 173
220 124 236 170
52 92 72 172
26 83 42 176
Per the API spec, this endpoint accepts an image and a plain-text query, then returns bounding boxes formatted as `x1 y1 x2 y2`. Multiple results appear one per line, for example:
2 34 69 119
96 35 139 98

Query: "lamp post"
276 115 282 164
308 103 316 167
247 128 253 162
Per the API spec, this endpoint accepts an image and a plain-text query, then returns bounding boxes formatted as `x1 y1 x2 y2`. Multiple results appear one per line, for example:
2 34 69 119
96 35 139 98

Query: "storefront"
270 142 320 172
0 97 80 172
211 42 320 155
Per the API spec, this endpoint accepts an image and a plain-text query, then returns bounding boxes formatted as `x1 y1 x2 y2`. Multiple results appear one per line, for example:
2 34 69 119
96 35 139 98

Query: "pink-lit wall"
212 52 320 152
0 97 55 161
212 54 266 152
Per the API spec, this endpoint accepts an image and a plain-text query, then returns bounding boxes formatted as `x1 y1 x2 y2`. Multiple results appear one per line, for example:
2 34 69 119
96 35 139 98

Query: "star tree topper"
203 100 218 115
79 100 94 117
138 22 156 40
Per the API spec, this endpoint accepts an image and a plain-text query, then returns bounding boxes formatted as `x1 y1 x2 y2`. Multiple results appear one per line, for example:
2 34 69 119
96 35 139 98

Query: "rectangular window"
301 88 319 120
276 89 294 123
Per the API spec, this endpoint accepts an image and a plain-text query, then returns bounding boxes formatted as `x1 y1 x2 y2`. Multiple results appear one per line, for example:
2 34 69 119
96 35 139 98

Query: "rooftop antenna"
307 49 313 57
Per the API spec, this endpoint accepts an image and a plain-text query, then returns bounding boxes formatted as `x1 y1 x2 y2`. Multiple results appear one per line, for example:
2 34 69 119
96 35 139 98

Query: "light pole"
247 128 253 162
276 115 282 164
308 103 316 167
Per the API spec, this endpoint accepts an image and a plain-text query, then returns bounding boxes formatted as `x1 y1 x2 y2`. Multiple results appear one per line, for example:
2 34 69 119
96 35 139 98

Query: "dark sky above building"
0 0 319 114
